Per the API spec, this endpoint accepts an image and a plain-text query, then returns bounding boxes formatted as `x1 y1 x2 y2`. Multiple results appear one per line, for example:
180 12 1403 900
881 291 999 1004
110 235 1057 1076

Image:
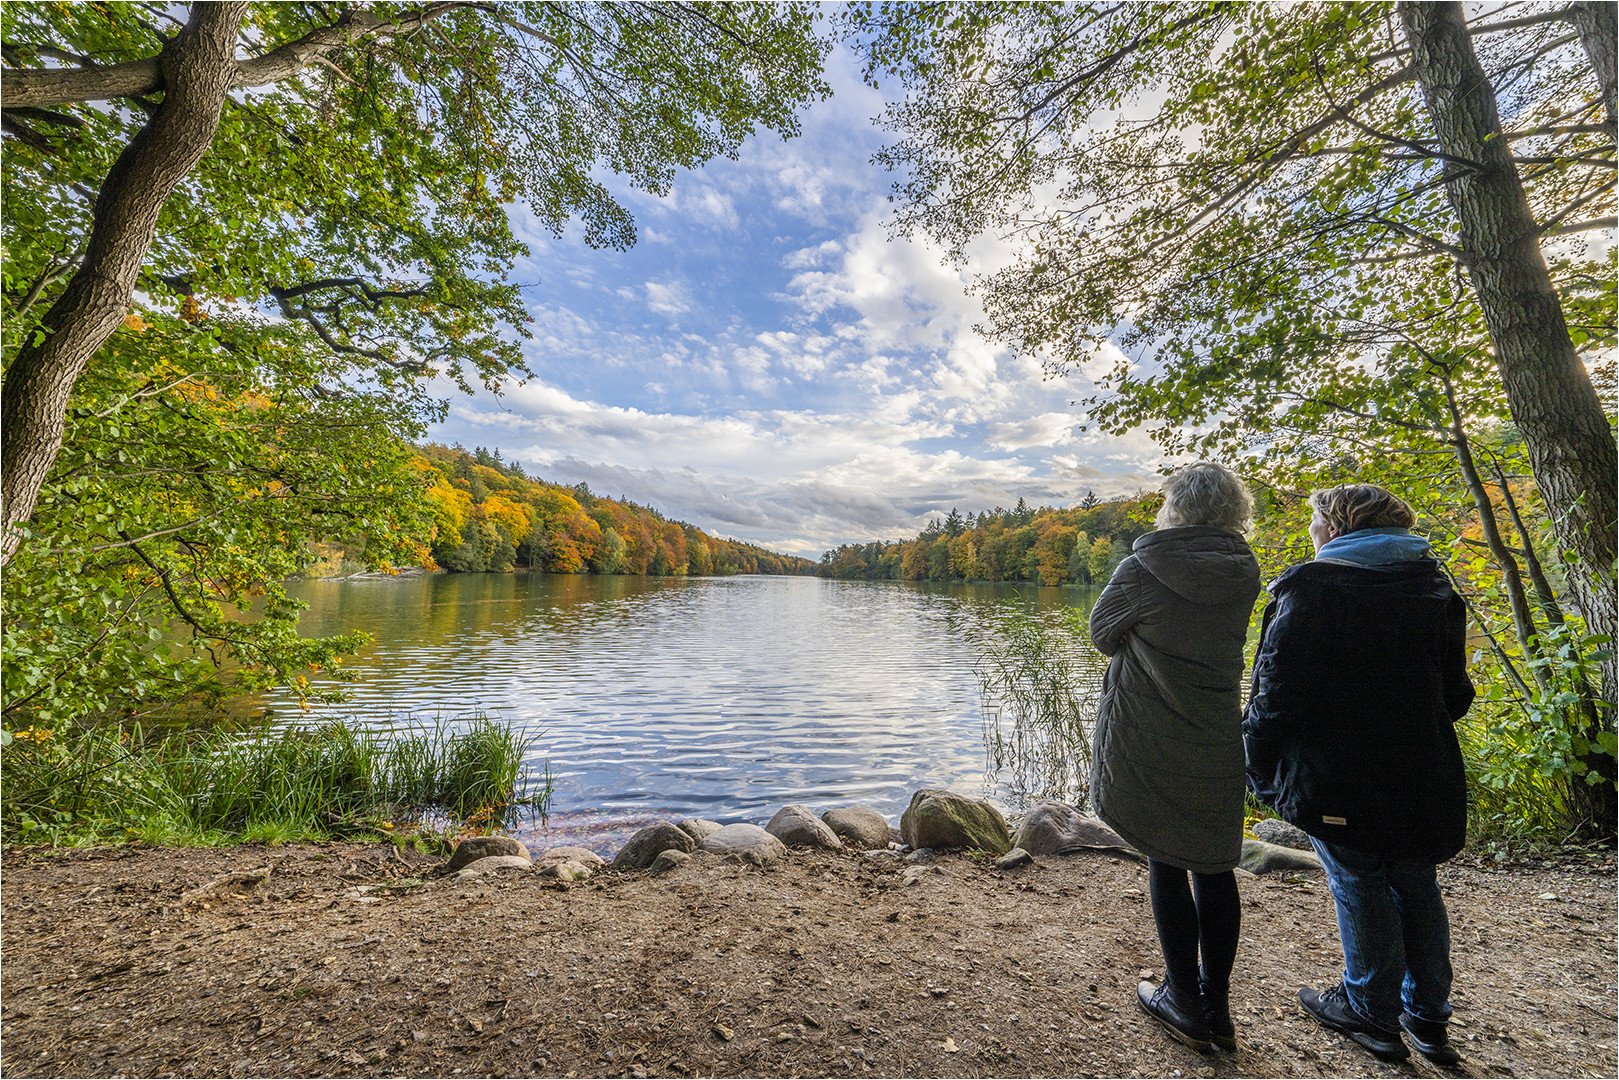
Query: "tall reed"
974 603 1104 809
1 715 548 846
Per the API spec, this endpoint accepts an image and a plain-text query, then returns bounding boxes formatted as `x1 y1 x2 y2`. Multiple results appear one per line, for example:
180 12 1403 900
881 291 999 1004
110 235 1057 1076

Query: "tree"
1032 521 1078 586
851 0 1616 823
1 3 828 720
2 2 831 566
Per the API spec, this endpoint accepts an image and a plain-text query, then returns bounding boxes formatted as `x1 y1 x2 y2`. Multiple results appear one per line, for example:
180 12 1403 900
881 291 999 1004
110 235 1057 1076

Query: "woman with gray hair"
1088 462 1261 1053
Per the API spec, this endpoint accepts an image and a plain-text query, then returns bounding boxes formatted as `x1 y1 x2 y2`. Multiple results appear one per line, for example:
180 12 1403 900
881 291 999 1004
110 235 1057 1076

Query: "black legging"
1148 858 1241 996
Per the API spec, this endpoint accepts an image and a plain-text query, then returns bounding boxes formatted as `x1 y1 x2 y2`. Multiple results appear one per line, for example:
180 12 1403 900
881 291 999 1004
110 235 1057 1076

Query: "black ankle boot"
1137 981 1214 1053
1199 978 1237 1051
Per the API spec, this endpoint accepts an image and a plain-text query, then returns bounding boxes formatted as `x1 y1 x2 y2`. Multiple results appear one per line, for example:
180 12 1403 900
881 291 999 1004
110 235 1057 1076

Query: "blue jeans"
1310 838 1453 1029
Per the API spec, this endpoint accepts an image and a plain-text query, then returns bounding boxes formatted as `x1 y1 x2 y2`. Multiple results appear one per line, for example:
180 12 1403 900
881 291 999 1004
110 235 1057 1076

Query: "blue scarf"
1316 527 1431 566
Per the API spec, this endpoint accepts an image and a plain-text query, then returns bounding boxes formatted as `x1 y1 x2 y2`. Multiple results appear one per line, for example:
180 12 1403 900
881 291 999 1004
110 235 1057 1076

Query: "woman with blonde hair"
1088 461 1261 1053
1245 483 1472 1066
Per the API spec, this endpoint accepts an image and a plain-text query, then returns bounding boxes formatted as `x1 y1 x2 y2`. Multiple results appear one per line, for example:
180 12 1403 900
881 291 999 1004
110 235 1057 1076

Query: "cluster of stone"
439 790 1321 884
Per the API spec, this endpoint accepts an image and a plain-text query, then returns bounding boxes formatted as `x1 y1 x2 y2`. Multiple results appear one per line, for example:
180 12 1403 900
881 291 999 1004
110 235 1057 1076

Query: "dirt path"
1 842 1613 1079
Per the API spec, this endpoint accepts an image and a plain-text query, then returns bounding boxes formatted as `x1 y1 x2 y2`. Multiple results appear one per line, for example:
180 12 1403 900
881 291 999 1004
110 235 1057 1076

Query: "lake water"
266 573 1103 852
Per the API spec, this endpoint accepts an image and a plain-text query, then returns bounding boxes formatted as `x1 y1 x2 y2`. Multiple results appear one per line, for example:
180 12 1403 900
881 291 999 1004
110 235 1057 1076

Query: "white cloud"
644 280 690 316
988 413 1081 451
434 41 1170 555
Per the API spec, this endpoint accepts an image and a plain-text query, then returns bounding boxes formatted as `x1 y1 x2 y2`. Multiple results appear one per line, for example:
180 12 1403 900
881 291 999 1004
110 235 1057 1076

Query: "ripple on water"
262 573 1101 853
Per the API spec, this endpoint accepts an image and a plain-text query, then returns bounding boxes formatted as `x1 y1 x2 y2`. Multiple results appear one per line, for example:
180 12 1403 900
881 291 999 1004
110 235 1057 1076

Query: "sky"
430 43 1166 559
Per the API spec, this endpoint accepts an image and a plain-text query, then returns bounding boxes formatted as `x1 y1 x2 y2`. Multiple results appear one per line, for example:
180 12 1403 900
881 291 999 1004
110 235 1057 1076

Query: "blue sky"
431 43 1164 558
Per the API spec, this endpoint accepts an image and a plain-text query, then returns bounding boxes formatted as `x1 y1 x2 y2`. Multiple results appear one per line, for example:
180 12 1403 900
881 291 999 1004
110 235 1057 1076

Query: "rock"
454 854 534 880
446 836 529 873
534 845 605 869
1012 801 1131 855
899 789 1011 853
181 867 270 904
821 806 891 850
903 847 936 864
613 823 696 869
766 805 844 850
863 849 902 867
901 864 946 887
676 819 723 843
697 823 788 866
649 849 692 873
535 860 592 883
1251 818 1313 851
1240 837 1323 875
994 847 1034 871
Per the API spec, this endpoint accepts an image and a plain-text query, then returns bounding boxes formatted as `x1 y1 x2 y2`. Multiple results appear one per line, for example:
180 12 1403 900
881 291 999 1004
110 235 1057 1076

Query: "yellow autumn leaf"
123 312 147 333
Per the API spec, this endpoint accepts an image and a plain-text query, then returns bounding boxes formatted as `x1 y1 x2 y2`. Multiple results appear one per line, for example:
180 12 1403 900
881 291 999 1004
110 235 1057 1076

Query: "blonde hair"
1155 462 1255 537
1308 484 1415 535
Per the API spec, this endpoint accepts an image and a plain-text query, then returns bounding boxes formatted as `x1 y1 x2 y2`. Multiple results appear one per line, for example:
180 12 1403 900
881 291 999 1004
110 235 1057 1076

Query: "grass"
0 714 548 847
974 603 1104 810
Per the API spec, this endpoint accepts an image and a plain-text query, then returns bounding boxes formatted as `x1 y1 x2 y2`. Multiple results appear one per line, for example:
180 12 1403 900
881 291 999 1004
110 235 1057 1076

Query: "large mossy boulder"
899 789 1011 854
613 822 695 869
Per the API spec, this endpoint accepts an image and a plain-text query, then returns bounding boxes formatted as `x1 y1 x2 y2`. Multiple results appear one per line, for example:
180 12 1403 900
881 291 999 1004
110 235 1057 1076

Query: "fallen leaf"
712 1024 733 1042
941 1038 959 1053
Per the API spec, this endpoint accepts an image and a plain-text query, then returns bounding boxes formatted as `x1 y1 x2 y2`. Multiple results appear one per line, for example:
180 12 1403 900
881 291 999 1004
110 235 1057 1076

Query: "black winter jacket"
1243 557 1475 862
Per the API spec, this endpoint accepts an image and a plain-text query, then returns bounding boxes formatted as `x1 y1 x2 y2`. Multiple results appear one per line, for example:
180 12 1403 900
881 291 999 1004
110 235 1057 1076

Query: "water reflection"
266 573 1102 852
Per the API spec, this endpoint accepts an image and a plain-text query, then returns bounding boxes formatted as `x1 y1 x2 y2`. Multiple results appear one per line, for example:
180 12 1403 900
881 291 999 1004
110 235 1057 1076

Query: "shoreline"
2 838 1613 1079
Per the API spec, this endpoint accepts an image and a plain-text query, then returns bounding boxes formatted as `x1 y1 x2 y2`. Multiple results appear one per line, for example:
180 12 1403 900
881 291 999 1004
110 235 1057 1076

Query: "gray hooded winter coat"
1087 525 1261 873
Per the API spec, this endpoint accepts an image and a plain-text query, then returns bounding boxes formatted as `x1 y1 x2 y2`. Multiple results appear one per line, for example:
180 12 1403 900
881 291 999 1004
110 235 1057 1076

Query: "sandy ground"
0 841 1613 1079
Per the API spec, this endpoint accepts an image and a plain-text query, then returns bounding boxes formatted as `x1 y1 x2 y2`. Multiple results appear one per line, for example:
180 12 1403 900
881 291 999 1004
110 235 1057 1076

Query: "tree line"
818 493 1162 586
414 444 814 578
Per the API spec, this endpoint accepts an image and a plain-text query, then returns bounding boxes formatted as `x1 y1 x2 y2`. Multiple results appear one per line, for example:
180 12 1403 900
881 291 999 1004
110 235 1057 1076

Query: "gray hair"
1155 462 1255 536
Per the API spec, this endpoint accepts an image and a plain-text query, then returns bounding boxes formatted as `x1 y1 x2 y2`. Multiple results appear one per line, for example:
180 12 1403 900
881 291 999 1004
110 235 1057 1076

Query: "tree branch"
0 2 474 109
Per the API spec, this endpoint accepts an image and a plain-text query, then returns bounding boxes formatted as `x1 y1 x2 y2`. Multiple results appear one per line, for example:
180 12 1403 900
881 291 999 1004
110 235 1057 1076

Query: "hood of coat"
1130 525 1260 605
1268 554 1448 599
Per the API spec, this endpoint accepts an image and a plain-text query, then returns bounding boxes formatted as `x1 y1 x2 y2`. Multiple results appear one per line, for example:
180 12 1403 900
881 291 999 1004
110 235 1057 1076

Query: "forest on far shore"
817 492 1164 586
391 443 815 579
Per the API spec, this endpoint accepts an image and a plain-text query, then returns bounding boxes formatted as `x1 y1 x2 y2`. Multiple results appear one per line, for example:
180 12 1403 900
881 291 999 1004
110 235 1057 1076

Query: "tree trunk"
1401 0 1617 834
1566 1 1617 133
0 3 249 566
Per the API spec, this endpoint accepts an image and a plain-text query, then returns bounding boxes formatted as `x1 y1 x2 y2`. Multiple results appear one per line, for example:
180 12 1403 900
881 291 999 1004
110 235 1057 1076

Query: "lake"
266 573 1104 852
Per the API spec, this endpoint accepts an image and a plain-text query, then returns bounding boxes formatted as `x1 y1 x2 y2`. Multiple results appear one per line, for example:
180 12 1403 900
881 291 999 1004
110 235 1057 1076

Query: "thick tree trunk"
0 3 249 566
1566 1 1617 133
1401 0 1618 834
